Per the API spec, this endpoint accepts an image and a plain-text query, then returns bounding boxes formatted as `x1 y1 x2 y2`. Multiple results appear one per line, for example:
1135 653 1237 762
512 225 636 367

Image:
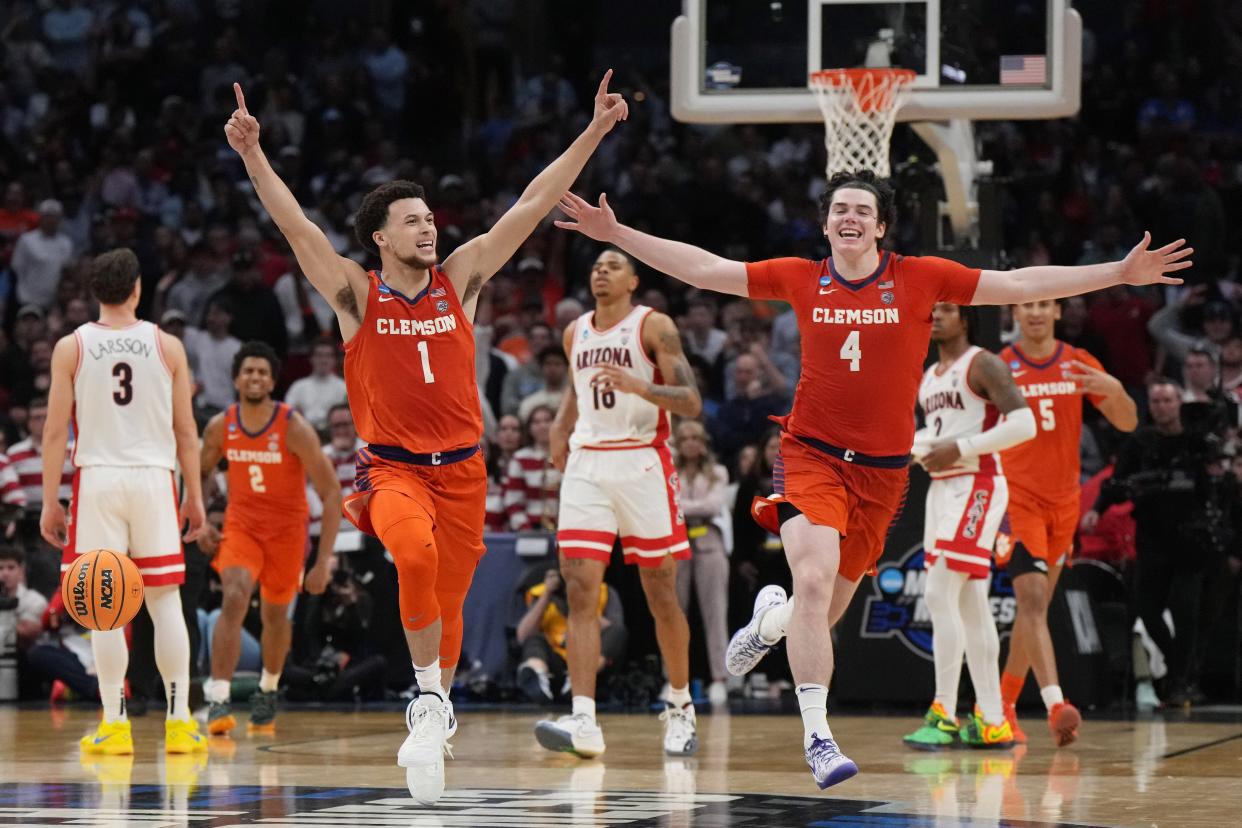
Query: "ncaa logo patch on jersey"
881 291 894 305
435 299 450 313
819 275 831 286
860 544 1017 661
1010 360 1021 371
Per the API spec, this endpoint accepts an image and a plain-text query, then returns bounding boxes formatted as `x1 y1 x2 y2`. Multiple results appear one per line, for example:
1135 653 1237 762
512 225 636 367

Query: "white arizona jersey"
917 345 1001 480
569 305 669 451
72 321 176 470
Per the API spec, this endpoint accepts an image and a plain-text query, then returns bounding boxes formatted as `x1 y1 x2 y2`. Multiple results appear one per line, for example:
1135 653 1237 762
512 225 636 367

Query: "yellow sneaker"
165 718 208 754
80 720 134 755
960 707 1015 749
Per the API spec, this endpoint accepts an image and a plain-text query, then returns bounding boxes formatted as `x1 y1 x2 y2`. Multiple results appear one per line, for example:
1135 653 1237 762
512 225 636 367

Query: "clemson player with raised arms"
554 169 1190 789
224 77 627 805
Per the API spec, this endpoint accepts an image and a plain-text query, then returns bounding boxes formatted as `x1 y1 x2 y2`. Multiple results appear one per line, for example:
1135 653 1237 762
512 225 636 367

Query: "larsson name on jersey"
375 315 458 337
812 307 901 325
86 337 154 360
226 448 283 464
1019 380 1077 398
923 390 965 414
576 346 634 371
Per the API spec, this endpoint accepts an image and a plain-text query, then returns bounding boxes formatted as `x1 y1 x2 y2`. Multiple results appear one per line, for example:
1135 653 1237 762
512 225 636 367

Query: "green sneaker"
902 702 959 751
249 690 278 730
958 708 1015 749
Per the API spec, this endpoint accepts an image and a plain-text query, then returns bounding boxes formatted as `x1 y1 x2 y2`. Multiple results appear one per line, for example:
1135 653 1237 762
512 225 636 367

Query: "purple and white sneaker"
805 733 859 789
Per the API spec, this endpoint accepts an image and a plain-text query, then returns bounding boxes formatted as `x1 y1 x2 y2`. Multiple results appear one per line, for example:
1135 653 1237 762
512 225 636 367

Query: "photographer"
1086 379 1233 704
514 566 626 704
0 546 46 699
282 560 387 703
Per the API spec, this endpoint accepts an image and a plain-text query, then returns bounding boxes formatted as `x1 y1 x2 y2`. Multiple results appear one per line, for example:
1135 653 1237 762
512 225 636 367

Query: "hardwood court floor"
2 705 1241 827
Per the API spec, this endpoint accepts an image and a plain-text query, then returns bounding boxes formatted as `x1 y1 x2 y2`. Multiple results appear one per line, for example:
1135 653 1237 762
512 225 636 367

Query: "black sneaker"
250 691 278 729
517 664 553 703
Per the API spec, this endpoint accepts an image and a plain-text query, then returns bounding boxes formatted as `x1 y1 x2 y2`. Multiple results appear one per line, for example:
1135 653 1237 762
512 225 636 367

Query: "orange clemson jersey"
999 341 1107 504
344 268 483 454
223 402 308 527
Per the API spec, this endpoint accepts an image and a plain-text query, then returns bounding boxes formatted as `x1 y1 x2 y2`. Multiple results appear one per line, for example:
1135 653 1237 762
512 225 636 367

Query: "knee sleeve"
371 490 439 631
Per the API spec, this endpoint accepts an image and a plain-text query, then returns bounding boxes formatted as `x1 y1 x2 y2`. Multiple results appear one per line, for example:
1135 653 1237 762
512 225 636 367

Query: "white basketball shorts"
923 473 1009 579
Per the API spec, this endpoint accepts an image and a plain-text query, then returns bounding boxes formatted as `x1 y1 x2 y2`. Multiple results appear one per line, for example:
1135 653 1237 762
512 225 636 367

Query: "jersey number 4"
840 330 862 372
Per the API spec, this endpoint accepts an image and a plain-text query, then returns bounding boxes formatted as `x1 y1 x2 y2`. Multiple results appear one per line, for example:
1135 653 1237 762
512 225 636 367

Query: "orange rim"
809 68 916 112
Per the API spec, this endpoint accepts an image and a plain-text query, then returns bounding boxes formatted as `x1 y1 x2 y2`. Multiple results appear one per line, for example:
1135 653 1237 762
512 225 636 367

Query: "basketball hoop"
808 68 916 179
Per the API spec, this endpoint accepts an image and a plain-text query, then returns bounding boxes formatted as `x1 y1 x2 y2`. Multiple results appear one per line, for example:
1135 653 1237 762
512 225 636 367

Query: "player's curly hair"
354 180 427 256
818 169 897 243
959 304 983 345
231 340 282 380
89 248 141 305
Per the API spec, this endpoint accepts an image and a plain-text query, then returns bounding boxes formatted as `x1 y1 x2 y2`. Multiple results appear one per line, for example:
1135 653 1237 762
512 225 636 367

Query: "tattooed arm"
594 312 702 418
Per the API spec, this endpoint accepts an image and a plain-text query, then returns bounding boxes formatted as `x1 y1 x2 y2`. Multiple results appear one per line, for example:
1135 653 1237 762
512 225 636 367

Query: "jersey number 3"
112 362 133 405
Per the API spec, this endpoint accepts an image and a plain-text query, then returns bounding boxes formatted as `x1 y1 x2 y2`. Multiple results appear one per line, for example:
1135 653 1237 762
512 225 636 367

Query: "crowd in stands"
0 0 1239 709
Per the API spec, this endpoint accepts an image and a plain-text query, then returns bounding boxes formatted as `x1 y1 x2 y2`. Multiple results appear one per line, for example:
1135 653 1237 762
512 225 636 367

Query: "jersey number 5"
112 362 133 405
840 330 862 372
1038 398 1056 431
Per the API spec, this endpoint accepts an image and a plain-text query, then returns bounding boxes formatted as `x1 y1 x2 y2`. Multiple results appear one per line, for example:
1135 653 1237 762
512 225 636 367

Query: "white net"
809 69 915 178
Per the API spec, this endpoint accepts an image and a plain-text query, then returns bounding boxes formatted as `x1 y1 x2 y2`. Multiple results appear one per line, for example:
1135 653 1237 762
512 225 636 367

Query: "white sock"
145 585 192 720
1040 684 1065 712
205 678 231 704
758 596 795 644
667 685 692 707
259 669 281 693
92 628 129 723
796 683 831 747
572 695 596 720
413 661 442 699
960 576 1004 725
925 556 967 718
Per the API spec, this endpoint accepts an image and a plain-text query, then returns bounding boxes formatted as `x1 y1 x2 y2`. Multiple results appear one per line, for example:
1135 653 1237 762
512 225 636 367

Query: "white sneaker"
1135 680 1162 712
405 757 444 807
398 695 451 768
725 585 788 676
445 699 457 739
805 733 858 790
534 713 606 758
660 703 699 756
707 681 728 707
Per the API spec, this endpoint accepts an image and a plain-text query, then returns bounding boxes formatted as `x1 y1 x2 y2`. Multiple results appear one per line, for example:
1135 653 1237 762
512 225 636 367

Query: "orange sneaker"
1003 703 1027 744
1048 701 1080 747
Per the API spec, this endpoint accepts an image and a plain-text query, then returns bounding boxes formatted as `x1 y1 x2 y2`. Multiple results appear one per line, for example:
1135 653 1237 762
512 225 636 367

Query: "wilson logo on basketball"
72 564 89 618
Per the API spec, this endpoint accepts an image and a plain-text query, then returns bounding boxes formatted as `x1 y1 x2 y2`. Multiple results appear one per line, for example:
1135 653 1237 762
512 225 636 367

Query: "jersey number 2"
840 330 861 372
248 464 266 493
112 362 133 405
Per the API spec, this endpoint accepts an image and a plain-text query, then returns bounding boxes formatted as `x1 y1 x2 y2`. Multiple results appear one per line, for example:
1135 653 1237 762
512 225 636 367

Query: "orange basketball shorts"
345 446 487 650
997 486 1078 568
753 433 909 581
214 516 309 605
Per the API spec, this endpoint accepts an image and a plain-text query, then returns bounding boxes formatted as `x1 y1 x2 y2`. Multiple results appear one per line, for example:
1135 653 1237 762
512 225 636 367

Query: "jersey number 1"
417 340 435 384
840 330 861 372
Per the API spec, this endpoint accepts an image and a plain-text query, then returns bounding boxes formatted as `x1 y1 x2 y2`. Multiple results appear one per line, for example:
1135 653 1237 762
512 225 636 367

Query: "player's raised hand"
39 502 67 549
224 82 261 155
1065 360 1122 397
555 192 620 242
1118 232 1193 287
594 363 647 396
588 69 628 136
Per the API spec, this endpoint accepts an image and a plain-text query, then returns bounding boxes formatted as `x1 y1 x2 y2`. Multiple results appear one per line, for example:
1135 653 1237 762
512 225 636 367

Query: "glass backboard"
673 0 1081 123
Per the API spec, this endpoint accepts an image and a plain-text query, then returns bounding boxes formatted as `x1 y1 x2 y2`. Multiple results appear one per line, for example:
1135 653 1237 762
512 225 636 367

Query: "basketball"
59 550 144 632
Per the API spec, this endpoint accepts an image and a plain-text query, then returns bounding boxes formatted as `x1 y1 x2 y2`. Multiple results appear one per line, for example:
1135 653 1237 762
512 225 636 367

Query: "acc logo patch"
861 544 1017 660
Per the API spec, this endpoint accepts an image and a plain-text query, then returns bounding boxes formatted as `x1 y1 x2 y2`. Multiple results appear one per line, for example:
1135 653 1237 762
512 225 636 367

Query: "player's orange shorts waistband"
363 442 480 467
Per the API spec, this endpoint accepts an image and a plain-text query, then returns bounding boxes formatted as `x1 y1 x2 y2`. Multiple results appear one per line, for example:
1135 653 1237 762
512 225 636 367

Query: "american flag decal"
1000 55 1047 85
430 287 447 297
878 279 895 289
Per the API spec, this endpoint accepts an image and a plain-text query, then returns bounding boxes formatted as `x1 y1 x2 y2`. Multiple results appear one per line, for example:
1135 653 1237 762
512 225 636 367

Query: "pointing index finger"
596 69 613 99
233 82 248 115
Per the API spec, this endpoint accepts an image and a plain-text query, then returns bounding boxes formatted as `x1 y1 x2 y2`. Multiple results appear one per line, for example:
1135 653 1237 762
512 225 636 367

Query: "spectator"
1220 336 1242 401
1148 286 1233 367
285 340 347 432
514 566 626 703
1087 286 1156 393
517 346 570 424
184 298 242 416
500 322 554 415
11 200 74 311
712 354 788 462
485 414 523 532
207 250 288 357
321 403 364 553
683 297 728 366
672 419 731 706
7 397 72 597
722 317 796 402
503 405 561 533
362 27 410 116
156 243 231 327
0 183 40 263
1182 348 1218 403
41 0 95 76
